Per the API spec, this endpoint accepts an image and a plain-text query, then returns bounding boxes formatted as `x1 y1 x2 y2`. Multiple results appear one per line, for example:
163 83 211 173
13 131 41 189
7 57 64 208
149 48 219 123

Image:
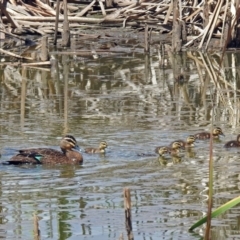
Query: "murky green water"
0 48 240 239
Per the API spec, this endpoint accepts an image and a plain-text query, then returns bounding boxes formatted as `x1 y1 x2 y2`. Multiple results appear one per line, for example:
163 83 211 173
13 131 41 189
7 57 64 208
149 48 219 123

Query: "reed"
33 213 40 240
123 188 133 240
204 113 214 239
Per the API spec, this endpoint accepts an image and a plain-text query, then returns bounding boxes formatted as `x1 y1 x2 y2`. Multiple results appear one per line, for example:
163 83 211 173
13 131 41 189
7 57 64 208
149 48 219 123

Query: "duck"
168 141 183 155
170 135 196 149
194 127 224 140
85 141 108 153
156 146 169 156
137 146 168 157
224 134 240 148
4 135 83 165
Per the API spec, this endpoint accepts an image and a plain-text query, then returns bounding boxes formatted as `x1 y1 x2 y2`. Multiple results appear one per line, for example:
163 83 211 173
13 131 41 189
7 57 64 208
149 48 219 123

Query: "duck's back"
224 140 240 148
7 148 83 165
19 148 61 156
194 132 211 140
7 148 66 164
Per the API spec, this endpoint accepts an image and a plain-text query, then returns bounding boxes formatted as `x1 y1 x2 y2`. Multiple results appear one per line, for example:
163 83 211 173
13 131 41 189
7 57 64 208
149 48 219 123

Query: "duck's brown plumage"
5 135 83 165
224 134 240 148
194 127 224 140
168 141 182 155
85 141 108 154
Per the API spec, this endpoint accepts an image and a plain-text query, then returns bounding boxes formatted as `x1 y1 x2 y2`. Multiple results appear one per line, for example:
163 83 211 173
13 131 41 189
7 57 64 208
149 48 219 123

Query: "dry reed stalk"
123 188 133 240
198 0 223 49
204 0 224 49
98 0 106 16
35 0 57 16
75 0 96 17
0 48 33 60
0 0 238 52
0 0 20 28
33 213 40 240
12 16 120 23
145 23 149 52
163 0 172 25
62 0 70 47
0 61 51 66
54 0 60 45
40 36 49 61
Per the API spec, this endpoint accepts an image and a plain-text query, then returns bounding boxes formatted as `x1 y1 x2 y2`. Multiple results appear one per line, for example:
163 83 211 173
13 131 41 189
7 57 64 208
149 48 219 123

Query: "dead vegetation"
0 0 240 65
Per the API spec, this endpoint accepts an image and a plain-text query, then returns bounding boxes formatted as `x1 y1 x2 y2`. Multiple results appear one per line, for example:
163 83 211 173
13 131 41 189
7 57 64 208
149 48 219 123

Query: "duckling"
137 146 168 157
194 127 224 140
5 135 83 165
224 134 240 148
156 146 169 156
85 141 107 153
170 135 196 149
168 141 183 156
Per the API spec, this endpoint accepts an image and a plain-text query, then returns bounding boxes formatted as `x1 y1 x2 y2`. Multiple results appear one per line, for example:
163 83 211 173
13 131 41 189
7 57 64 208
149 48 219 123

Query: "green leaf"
189 195 240 231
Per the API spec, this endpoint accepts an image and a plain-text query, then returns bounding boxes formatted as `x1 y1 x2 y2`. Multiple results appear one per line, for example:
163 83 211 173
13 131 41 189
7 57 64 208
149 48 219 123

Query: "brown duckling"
156 146 169 156
170 135 196 149
85 141 108 154
194 127 224 140
168 141 183 156
224 134 240 148
5 135 83 165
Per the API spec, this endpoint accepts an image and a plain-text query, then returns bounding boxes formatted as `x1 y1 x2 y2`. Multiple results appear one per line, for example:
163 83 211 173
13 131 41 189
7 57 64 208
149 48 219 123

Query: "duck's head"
186 135 196 145
213 127 224 137
60 135 80 152
171 141 183 150
99 141 108 150
157 147 169 156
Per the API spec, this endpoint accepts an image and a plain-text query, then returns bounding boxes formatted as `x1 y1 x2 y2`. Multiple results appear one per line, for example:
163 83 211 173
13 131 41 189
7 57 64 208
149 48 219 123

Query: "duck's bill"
74 145 82 152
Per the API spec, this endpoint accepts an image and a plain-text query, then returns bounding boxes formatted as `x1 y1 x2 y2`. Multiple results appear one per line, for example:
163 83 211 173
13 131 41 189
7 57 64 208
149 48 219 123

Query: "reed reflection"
0 52 240 129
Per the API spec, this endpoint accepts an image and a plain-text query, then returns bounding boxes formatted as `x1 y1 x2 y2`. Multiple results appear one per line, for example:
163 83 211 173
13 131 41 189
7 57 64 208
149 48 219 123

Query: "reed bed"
0 0 240 51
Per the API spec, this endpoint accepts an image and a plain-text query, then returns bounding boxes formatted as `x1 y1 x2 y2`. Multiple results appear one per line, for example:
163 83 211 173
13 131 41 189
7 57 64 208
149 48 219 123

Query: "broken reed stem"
62 0 70 47
171 0 182 52
33 213 40 240
144 24 149 53
0 48 33 60
40 36 49 61
123 187 133 240
205 128 213 240
53 0 60 45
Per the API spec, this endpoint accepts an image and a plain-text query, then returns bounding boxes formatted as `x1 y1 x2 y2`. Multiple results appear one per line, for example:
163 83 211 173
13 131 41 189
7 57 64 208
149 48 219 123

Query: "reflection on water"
0 50 240 239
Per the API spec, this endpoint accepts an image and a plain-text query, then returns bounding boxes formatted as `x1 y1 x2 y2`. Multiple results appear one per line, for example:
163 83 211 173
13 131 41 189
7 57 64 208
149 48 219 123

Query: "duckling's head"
157 147 169 156
186 135 196 145
213 127 224 136
99 141 108 150
60 135 80 152
171 141 182 150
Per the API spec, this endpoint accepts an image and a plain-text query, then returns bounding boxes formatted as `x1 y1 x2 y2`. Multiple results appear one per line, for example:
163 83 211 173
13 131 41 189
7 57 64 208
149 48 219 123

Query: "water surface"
0 49 240 239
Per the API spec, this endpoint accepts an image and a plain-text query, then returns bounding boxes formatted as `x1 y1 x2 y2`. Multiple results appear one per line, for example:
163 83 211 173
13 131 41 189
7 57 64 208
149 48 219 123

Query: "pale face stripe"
63 135 77 147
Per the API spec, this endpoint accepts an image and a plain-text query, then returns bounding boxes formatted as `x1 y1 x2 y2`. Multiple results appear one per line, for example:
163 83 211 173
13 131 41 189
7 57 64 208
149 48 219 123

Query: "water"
0 48 240 239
